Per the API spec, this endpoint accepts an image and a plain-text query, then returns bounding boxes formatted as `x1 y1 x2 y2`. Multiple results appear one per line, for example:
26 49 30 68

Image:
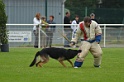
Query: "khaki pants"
76 41 103 66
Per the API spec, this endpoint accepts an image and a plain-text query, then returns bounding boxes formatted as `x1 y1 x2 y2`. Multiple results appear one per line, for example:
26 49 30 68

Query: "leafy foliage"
65 0 124 8
102 0 124 8
65 0 124 24
65 0 98 21
0 0 8 44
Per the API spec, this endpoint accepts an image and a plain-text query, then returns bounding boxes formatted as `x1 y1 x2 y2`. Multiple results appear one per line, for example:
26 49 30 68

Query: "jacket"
71 20 102 43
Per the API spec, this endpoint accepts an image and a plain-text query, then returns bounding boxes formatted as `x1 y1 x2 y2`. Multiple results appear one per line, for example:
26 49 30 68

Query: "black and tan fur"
29 47 81 67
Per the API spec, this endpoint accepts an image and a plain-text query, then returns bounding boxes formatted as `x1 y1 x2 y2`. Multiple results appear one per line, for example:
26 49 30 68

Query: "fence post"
103 24 106 47
38 25 41 48
63 29 64 46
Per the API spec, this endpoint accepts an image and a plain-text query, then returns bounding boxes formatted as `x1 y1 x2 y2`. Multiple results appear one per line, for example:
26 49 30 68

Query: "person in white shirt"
33 13 42 48
71 15 79 47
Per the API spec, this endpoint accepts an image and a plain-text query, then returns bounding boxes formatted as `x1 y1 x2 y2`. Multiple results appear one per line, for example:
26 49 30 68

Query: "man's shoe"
94 65 101 68
74 66 79 68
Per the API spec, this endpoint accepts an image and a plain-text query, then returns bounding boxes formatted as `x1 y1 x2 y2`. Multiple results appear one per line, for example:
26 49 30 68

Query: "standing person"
71 15 79 47
64 12 72 47
46 15 56 47
33 13 42 48
41 16 48 48
70 17 103 68
90 13 98 23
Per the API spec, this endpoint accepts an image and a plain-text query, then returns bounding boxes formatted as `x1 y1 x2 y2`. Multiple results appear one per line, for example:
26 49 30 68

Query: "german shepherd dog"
29 47 82 67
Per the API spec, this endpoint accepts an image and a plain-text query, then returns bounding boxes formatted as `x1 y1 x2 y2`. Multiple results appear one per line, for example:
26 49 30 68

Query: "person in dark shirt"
64 12 72 47
46 15 56 47
90 13 98 23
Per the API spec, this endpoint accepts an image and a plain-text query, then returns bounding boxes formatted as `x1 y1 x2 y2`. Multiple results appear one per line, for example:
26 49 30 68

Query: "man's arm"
95 24 102 43
71 24 82 43
53 21 56 28
70 26 81 46
71 20 76 30
42 20 49 27
33 18 41 24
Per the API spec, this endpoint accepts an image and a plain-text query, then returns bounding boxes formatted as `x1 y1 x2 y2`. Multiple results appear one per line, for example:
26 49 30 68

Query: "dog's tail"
29 51 40 67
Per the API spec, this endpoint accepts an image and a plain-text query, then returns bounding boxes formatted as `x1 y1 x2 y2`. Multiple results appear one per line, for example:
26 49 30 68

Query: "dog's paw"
36 64 43 67
36 61 43 67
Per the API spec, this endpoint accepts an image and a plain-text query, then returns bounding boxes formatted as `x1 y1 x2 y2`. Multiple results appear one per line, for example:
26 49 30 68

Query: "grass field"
0 48 124 82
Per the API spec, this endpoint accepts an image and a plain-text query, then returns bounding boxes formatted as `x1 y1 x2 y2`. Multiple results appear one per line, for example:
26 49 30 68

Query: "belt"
80 39 95 43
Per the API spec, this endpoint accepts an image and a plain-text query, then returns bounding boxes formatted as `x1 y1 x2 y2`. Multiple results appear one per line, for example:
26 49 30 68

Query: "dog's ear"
78 50 82 53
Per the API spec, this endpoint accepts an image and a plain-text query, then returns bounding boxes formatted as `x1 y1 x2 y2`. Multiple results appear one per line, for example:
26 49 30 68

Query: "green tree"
65 0 97 8
0 0 8 44
65 0 124 24
65 0 98 20
102 0 124 8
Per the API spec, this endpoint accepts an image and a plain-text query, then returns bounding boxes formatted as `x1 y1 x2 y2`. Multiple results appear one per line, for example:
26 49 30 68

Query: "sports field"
0 48 123 82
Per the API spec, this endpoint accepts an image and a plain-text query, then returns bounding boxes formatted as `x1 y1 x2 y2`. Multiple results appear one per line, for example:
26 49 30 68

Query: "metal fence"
6 24 124 48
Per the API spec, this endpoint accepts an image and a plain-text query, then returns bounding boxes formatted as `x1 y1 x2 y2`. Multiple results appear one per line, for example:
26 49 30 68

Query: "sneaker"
74 66 79 68
94 65 101 68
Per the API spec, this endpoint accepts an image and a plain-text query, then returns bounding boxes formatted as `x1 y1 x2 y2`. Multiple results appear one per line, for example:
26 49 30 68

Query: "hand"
96 42 99 44
69 41 75 47
33 30 38 36
63 34 66 36
46 25 49 27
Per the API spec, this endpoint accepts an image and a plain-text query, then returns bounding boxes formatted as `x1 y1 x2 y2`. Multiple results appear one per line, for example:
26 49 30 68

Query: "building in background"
3 0 66 47
3 0 66 24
